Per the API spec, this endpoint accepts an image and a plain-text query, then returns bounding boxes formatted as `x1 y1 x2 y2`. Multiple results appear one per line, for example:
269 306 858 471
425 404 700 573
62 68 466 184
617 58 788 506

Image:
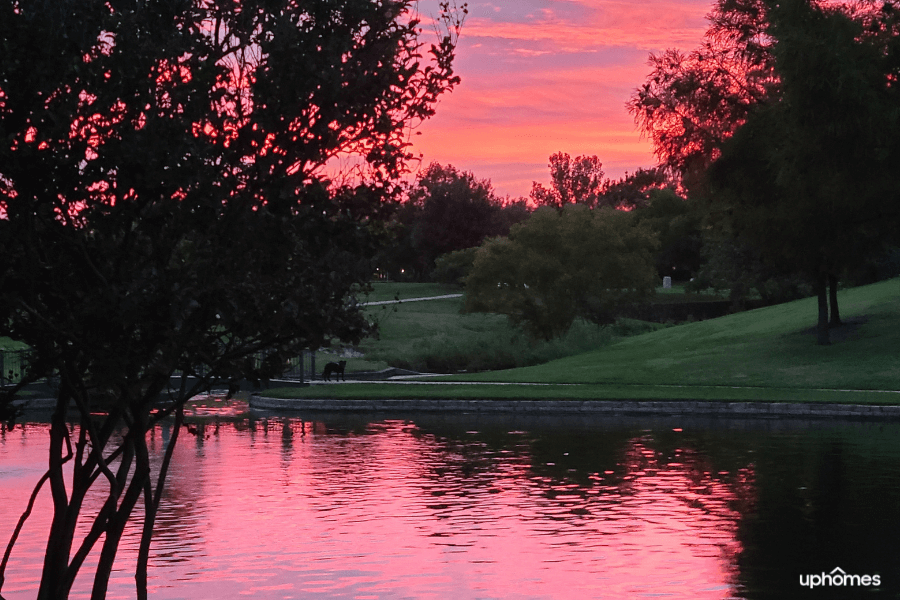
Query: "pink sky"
410 0 714 198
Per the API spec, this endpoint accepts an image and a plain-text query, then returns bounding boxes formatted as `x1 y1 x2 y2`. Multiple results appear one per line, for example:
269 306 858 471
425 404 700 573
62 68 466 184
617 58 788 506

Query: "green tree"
632 188 704 280
0 1 462 597
465 205 658 340
685 236 814 307
708 0 900 344
433 246 479 284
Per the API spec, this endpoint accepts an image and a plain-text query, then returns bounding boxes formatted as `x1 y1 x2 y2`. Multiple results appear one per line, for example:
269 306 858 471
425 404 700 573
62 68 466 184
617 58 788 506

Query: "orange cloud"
409 0 712 197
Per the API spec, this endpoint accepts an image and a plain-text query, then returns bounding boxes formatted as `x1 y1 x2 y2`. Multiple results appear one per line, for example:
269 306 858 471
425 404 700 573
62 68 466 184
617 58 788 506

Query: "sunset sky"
411 0 714 198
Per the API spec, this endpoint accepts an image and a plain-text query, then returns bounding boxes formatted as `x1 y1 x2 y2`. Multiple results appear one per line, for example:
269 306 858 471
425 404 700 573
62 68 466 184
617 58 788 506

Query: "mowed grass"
0 337 27 351
267 277 900 402
464 276 900 391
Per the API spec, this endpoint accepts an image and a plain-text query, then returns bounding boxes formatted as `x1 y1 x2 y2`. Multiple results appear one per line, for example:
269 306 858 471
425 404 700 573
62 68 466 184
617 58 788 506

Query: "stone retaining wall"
249 395 900 419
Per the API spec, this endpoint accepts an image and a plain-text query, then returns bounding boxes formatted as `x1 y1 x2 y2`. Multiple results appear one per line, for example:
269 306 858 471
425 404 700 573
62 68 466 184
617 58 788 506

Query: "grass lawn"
0 337 28 351
267 277 900 403
469 276 900 390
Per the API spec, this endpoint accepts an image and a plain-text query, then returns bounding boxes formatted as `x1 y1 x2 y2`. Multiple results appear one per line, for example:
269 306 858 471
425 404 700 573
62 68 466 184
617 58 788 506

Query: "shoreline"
15 392 900 420
248 394 900 419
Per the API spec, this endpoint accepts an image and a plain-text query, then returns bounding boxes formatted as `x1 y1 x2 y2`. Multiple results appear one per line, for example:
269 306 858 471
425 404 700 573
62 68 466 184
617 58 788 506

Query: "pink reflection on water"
0 418 753 599
184 393 249 417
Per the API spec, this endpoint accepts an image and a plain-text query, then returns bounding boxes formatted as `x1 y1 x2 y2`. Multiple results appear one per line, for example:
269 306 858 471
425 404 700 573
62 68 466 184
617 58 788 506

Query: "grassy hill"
268 277 900 403
467 276 900 391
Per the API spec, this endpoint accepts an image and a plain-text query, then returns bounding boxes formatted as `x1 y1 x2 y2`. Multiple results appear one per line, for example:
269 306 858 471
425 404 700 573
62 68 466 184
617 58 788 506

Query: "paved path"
362 294 462 306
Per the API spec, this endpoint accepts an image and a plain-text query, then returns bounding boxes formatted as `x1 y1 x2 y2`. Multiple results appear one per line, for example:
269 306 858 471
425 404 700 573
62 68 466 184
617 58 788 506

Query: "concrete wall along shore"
249 395 900 419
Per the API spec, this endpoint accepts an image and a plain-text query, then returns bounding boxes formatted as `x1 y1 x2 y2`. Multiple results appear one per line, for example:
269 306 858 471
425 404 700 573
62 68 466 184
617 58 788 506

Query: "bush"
465 205 659 339
433 247 479 284
369 318 665 373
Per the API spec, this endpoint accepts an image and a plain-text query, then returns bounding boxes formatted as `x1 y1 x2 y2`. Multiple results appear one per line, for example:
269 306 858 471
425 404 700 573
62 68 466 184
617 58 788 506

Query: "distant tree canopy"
530 153 605 209
410 163 506 271
376 162 529 280
601 167 672 211
465 205 658 340
530 153 671 211
0 0 462 597
631 189 704 280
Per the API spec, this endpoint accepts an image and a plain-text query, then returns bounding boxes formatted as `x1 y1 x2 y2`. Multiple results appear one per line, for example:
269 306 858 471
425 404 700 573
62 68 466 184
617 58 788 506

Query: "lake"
2 399 899 599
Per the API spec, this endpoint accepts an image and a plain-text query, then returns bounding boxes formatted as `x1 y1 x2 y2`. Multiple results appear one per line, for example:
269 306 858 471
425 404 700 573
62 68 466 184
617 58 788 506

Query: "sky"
410 0 715 198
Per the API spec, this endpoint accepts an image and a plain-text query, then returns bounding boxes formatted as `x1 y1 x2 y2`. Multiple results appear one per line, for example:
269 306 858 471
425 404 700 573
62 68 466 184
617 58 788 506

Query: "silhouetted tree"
0 0 463 596
530 153 605 209
628 0 777 192
531 154 673 211
601 167 672 211
410 163 502 271
631 0 900 343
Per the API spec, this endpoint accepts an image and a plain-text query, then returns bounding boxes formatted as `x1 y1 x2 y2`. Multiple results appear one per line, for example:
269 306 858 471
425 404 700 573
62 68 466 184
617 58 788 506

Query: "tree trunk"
816 274 830 345
37 396 74 600
828 274 842 328
137 409 183 600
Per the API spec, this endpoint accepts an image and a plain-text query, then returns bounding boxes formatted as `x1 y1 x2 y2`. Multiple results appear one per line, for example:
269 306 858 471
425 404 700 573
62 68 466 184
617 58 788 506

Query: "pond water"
2 401 900 599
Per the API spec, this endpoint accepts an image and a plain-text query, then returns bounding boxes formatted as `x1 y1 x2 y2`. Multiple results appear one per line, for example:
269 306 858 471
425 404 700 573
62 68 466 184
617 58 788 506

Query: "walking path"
361 294 462 306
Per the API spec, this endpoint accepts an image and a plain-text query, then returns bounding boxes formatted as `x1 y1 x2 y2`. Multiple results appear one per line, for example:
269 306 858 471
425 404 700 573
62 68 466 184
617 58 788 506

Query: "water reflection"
2 411 900 598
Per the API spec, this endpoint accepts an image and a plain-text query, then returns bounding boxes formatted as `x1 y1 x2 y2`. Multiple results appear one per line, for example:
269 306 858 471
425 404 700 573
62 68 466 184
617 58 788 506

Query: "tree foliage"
0 0 462 596
530 153 671 210
628 0 778 191
600 167 672 211
707 0 900 343
433 246 479 284
465 206 658 340
632 188 704 279
376 162 528 279
409 163 506 271
530 152 605 209
631 0 900 343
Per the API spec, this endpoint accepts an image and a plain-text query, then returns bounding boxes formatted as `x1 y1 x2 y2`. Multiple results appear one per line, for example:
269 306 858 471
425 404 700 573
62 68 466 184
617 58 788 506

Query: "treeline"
375 157 699 284
374 163 530 281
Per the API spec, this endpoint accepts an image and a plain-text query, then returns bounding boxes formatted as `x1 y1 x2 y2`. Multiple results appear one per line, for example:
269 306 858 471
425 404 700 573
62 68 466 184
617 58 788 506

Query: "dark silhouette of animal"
323 360 347 381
